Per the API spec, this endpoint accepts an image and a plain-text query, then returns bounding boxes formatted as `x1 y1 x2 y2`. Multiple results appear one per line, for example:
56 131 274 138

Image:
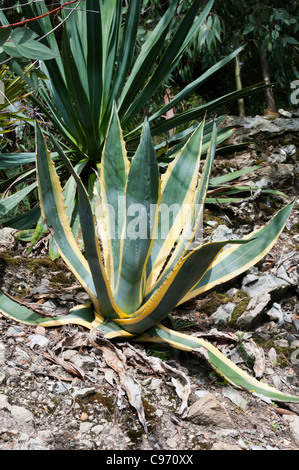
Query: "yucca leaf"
0 291 97 329
115 239 249 335
112 0 142 101
118 0 178 118
98 104 130 291
150 83 271 138
84 0 103 128
146 120 205 291
115 118 160 313
2 205 41 231
152 122 218 289
122 0 212 125
62 33 99 158
178 200 296 304
126 45 245 141
63 8 88 96
209 166 261 186
137 324 299 403
48 128 130 320
100 0 122 120
0 181 37 218
35 124 101 310
0 153 35 169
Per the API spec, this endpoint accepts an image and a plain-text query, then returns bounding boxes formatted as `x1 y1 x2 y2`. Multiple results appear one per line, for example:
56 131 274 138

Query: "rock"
278 109 293 119
268 347 277 365
266 303 284 325
72 387 96 399
209 225 238 242
267 145 296 164
27 334 50 349
210 302 235 326
237 292 271 328
0 228 15 249
211 442 242 450
241 269 290 299
222 386 248 410
274 339 289 348
188 393 234 428
257 163 295 188
283 416 299 446
224 115 299 143
0 341 5 366
0 394 34 426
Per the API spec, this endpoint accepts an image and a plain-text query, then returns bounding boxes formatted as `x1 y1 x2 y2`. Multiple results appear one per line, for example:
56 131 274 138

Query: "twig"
0 0 80 28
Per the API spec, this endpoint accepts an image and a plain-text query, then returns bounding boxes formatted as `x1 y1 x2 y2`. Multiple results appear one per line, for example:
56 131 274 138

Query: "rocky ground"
0 112 299 452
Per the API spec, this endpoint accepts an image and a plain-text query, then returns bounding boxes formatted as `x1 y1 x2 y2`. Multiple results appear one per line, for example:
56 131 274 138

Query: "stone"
283 416 299 446
278 109 293 119
241 270 290 299
256 163 295 188
210 225 238 242
27 334 49 349
72 387 96 399
188 393 234 428
210 302 235 326
0 342 5 366
237 292 271 328
0 393 34 425
211 442 242 450
0 228 15 249
225 115 299 143
222 386 248 410
266 303 284 325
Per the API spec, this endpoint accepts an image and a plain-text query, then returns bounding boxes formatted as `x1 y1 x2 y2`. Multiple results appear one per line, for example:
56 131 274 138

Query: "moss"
0 253 74 280
254 338 293 368
203 208 228 228
289 222 299 235
237 341 255 369
228 292 251 328
196 291 232 316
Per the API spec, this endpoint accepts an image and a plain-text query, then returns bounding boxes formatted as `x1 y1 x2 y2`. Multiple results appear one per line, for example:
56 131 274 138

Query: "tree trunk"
259 43 277 114
163 87 175 137
235 54 245 117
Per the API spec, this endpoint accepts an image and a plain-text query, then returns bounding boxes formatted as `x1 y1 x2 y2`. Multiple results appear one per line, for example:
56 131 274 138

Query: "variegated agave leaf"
0 108 298 404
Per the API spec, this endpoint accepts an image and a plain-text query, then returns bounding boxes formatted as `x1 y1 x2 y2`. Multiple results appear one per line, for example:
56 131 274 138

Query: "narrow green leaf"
150 83 271 138
146 121 205 290
99 104 130 292
35 123 99 310
119 0 178 117
0 290 96 328
48 128 128 320
115 118 160 313
209 165 261 186
0 181 37 218
138 324 299 403
0 153 35 169
179 200 296 304
122 0 211 125
116 239 249 335
112 0 142 101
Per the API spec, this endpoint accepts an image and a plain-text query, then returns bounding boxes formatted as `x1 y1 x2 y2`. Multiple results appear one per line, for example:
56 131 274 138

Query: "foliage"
0 0 270 251
0 107 298 406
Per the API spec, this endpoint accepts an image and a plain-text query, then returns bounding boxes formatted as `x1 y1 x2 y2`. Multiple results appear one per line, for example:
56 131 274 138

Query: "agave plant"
0 105 298 406
0 0 271 245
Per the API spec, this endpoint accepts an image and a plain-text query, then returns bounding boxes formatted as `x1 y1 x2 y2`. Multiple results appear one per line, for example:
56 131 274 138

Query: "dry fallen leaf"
89 329 148 435
43 350 85 380
80 412 89 421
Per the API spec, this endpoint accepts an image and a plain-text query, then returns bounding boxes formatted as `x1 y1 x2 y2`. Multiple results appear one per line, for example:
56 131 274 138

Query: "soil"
0 117 299 452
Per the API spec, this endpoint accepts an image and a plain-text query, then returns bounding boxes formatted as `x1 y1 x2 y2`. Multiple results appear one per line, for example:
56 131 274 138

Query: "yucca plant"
0 0 272 244
0 105 298 405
